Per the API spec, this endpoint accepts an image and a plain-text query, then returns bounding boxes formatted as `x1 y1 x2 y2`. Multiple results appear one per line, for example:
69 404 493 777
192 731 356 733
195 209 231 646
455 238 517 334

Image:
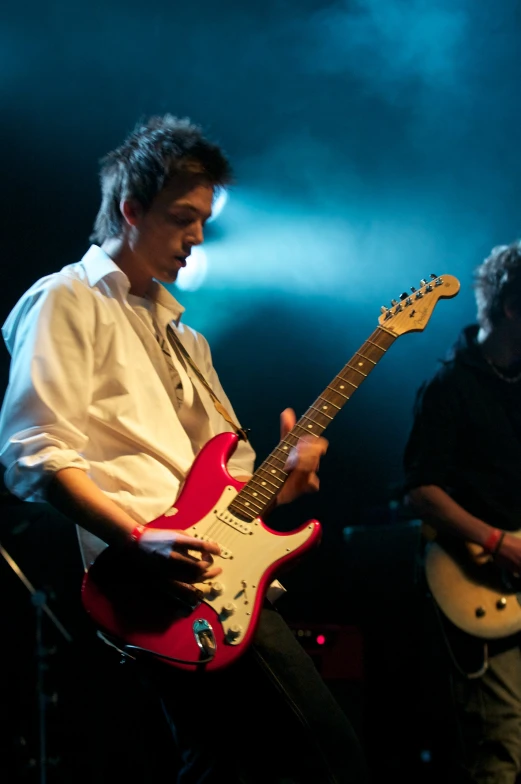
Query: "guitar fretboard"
229 326 397 522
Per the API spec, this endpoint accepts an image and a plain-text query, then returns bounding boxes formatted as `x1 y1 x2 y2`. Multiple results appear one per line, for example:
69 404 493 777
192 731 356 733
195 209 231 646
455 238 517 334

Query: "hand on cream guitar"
82 274 460 672
424 528 521 638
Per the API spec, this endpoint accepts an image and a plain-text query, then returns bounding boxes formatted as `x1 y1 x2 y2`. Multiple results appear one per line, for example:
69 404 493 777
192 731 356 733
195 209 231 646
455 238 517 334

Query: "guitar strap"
166 323 250 442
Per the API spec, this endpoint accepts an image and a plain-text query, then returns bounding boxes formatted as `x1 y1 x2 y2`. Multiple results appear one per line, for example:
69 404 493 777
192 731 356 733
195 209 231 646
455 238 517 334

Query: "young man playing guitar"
403 241 521 784
0 115 369 783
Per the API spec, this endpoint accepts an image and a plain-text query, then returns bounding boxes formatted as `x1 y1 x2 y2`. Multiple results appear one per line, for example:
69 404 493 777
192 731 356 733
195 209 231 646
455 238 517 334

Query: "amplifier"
288 622 364 681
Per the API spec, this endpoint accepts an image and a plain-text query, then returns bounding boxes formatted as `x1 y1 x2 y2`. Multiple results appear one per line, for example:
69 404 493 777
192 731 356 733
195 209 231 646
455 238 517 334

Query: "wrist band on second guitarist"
483 528 504 555
129 524 146 545
492 531 506 556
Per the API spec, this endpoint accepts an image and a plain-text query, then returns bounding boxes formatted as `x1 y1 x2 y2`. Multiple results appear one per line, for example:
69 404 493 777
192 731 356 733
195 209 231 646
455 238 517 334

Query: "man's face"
126 181 214 287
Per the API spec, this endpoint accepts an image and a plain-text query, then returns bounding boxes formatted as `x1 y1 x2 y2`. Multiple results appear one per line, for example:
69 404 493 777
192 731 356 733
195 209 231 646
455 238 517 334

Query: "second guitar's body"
424 534 521 638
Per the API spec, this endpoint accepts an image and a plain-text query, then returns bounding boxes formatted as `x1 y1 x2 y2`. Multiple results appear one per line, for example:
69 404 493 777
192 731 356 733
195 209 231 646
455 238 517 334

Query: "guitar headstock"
378 274 460 336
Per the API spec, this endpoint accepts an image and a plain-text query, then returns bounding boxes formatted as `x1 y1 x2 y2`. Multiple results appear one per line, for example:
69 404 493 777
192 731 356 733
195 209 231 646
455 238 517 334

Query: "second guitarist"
403 240 521 784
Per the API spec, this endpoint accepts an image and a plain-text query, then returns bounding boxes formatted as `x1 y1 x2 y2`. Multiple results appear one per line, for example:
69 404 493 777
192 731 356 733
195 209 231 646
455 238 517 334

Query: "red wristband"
483 528 502 554
493 531 506 555
129 524 146 544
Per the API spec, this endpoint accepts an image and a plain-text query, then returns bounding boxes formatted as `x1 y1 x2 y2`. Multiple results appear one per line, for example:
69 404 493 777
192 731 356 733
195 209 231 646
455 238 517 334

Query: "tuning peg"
380 306 389 313
390 299 398 306
400 292 408 300
420 279 427 286
430 273 438 279
410 286 417 293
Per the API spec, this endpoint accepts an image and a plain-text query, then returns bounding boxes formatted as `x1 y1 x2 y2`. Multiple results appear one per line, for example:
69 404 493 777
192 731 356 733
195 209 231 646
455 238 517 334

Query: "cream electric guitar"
82 274 460 672
424 529 521 637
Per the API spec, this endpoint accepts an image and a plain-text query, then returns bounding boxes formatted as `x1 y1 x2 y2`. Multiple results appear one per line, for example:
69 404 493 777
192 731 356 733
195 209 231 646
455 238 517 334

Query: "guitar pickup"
199 536 232 559
185 523 233 559
187 533 232 560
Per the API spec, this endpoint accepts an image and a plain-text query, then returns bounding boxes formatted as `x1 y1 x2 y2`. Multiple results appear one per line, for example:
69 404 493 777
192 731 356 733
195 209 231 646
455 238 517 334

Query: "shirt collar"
147 279 185 325
81 245 185 324
81 244 126 288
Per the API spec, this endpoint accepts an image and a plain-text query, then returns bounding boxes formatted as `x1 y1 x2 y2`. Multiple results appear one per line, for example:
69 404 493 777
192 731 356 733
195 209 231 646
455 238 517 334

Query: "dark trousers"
153 605 369 784
424 593 521 784
53 604 367 783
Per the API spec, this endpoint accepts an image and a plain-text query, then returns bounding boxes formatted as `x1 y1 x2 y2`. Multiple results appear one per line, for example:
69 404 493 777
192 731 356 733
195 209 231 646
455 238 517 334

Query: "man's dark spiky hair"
90 114 233 244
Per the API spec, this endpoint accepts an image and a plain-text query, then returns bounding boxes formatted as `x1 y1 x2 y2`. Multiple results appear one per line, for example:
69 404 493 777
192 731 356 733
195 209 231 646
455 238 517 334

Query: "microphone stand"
0 541 72 784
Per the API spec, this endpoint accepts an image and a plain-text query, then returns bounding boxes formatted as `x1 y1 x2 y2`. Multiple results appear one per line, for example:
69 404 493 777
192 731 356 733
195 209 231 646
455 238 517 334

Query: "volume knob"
211 581 224 596
226 624 243 641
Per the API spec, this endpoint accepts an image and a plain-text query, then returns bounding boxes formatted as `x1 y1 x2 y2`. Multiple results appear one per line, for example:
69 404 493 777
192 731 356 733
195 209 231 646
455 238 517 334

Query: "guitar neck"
229 326 397 522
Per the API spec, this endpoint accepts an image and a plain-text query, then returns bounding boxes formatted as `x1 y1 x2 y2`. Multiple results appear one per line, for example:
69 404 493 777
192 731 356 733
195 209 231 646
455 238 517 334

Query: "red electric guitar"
82 273 460 672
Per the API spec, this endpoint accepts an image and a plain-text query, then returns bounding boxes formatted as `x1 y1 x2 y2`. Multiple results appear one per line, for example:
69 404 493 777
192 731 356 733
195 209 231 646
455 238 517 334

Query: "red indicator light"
316 634 326 645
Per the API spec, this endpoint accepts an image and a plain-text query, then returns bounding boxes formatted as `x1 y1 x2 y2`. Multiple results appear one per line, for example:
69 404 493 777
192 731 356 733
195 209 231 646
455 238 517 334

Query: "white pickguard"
181 486 316 644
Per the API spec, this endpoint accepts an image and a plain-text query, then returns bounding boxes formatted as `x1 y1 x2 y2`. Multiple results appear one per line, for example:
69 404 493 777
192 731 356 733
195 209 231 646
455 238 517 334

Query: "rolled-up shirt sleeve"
0 276 94 501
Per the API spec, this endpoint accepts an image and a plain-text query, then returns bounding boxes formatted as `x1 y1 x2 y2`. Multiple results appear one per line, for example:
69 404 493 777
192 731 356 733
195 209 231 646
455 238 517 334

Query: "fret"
353 351 377 366
337 376 360 388
316 397 341 411
232 495 264 515
299 417 326 435
263 455 288 470
295 416 315 436
309 404 334 420
343 365 367 379
262 456 288 472
326 385 350 400
242 485 271 504
248 470 277 484
257 463 287 476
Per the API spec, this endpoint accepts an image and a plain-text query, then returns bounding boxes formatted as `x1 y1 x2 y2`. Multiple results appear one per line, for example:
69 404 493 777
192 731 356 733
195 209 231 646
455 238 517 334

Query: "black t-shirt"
403 324 521 531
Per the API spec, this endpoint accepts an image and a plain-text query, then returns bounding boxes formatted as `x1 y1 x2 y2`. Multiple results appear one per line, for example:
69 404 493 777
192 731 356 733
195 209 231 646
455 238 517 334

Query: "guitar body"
82 432 321 672
425 536 521 638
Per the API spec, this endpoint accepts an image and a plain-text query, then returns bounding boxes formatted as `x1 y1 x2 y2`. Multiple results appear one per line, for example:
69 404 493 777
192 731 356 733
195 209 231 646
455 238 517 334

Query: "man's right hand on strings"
133 526 222 582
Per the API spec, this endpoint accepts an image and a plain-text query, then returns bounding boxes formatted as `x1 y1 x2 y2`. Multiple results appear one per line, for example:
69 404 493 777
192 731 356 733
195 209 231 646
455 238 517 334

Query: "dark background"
2 1 521 781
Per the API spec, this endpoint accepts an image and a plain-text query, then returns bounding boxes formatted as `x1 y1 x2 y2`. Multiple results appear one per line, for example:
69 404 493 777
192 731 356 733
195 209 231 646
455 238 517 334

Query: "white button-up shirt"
0 245 256 566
